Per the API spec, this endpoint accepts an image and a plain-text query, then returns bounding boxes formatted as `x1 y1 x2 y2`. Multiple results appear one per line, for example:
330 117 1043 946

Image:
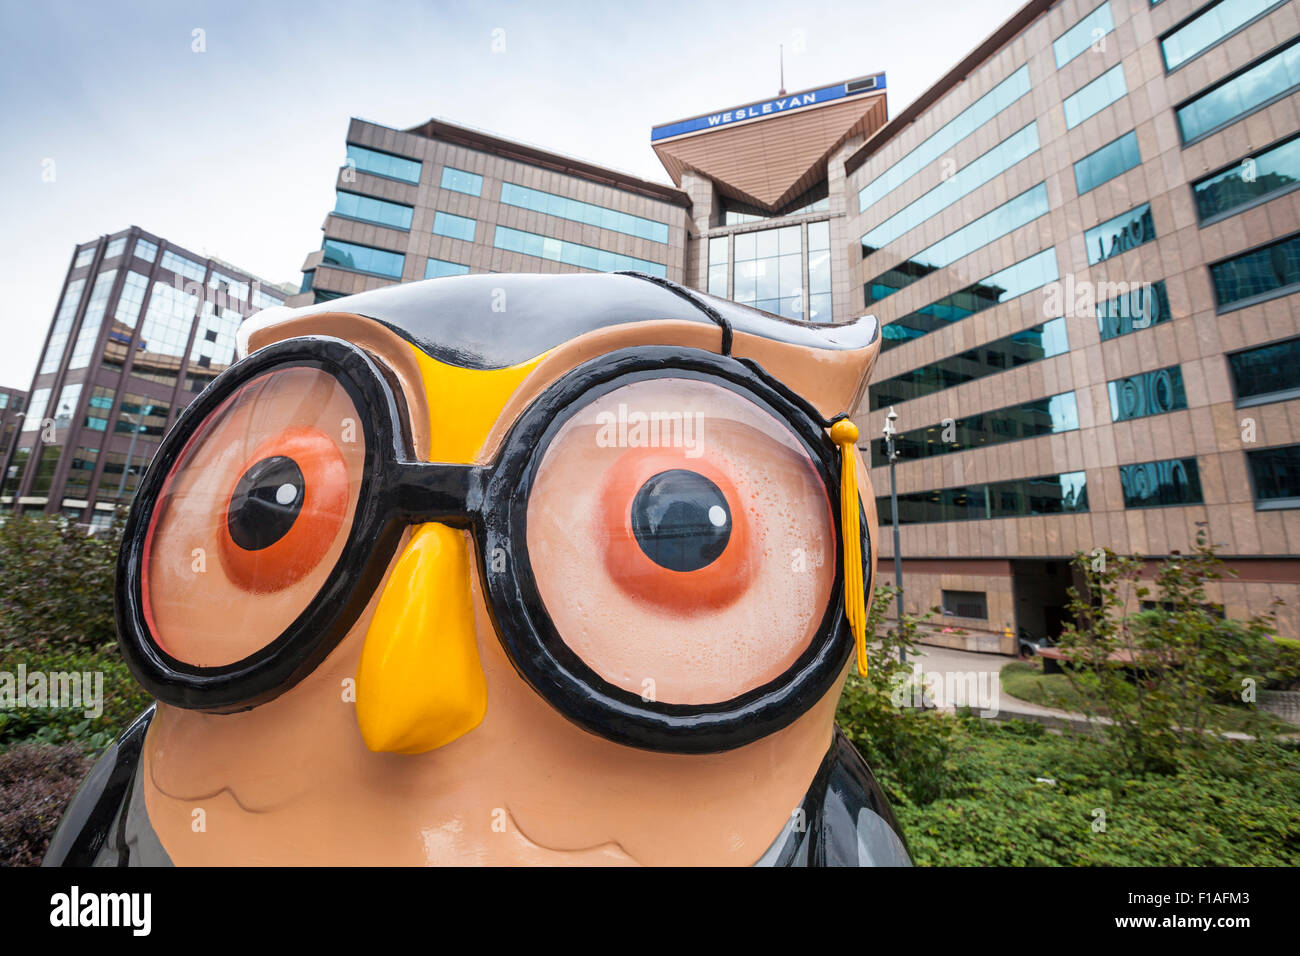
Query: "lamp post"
883 406 905 664
115 407 148 499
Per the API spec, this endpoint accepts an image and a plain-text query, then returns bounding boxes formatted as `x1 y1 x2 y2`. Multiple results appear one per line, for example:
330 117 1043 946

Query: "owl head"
115 272 882 864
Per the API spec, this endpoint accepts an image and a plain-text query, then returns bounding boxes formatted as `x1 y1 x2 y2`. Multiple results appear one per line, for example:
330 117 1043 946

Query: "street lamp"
115 407 149 499
883 406 905 664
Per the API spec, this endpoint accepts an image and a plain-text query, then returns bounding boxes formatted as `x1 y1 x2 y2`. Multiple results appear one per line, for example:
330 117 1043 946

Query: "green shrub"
0 641 151 755
1055 531 1282 774
0 511 124 651
897 717 1300 866
836 585 953 807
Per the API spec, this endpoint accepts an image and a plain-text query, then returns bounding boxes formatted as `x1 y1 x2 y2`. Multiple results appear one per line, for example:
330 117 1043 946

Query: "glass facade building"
3 227 288 524
846 0 1300 648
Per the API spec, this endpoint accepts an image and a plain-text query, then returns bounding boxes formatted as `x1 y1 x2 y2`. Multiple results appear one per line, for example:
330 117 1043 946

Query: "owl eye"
217 426 350 593
141 367 366 667
630 469 731 572
526 376 836 706
227 455 305 550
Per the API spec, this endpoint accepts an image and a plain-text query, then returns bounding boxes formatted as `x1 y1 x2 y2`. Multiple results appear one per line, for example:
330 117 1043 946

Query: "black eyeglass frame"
116 334 870 754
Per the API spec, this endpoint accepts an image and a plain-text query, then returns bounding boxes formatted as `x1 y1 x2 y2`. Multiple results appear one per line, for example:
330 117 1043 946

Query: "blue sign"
651 73 886 142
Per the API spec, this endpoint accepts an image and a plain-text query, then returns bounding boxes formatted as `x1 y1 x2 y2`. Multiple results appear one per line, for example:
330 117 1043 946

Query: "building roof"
403 116 692 209
651 75 888 212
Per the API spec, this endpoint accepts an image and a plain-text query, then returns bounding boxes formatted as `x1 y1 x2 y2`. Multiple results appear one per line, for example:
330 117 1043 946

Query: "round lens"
141 366 367 667
525 376 835 706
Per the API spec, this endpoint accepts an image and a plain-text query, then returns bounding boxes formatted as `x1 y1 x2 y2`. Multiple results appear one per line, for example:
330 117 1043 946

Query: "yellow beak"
355 522 487 754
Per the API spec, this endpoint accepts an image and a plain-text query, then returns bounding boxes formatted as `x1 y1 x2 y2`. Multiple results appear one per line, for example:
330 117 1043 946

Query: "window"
190 302 241 380
161 250 205 284
1054 3 1114 68
116 395 170 438
134 239 158 263
345 144 421 184
64 446 99 498
878 471 1088 525
40 277 87 374
134 280 199 387
299 270 314 294
73 247 95 268
426 258 469 279
1084 202 1155 265
320 239 405 279
112 271 150 331
859 65 1031 213
104 237 127 259
1176 39 1300 143
332 192 414 230
21 387 50 432
732 226 802 318
866 184 1050 303
1074 130 1141 194
252 287 284 310
942 590 988 620
1247 444 1300 509
52 382 81 428
1228 336 1300 406
83 386 114 432
1108 365 1187 421
1210 233 1300 310
68 269 118 369
880 248 1059 351
1063 64 1127 130
207 271 248 304
499 182 669 243
870 317 1068 409
870 392 1078 466
1097 280 1171 340
1193 135 1300 222
441 166 483 196
807 221 832 323
492 226 666 277
707 237 729 297
862 124 1039 253
432 211 477 243
1162 0 1286 72
1120 457 1204 508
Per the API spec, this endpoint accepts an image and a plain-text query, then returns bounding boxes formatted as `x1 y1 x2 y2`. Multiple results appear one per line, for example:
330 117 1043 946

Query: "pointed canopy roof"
651 74 888 212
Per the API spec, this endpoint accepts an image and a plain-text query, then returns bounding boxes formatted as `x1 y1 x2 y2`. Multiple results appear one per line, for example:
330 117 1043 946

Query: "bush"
1054 530 1282 774
0 641 151 755
0 511 124 651
0 743 92 866
898 717 1300 866
836 585 953 807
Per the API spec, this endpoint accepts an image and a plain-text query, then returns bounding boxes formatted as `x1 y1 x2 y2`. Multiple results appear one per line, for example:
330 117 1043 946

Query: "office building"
846 0 1300 649
2 226 290 527
276 0 1298 645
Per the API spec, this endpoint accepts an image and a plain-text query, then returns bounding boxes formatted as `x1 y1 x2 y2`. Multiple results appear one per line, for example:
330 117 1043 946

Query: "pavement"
905 643 1290 739
902 643 1094 728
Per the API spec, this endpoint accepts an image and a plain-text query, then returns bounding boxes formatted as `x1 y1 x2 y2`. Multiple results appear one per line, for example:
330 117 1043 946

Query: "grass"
999 658 1294 736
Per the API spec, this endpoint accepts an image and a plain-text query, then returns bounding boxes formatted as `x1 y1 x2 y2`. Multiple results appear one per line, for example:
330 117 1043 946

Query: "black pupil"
227 456 305 551
630 469 731 572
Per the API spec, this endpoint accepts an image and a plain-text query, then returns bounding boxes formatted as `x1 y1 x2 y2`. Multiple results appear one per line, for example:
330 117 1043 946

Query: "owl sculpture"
45 272 910 866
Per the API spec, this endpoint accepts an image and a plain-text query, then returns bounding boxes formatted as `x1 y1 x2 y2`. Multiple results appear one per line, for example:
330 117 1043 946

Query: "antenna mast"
779 44 786 95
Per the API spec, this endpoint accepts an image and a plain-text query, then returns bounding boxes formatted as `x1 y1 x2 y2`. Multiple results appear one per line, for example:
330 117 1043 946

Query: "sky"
0 0 1026 388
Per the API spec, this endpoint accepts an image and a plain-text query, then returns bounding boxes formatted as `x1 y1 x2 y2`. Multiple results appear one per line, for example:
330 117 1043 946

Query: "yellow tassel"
829 418 867 677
